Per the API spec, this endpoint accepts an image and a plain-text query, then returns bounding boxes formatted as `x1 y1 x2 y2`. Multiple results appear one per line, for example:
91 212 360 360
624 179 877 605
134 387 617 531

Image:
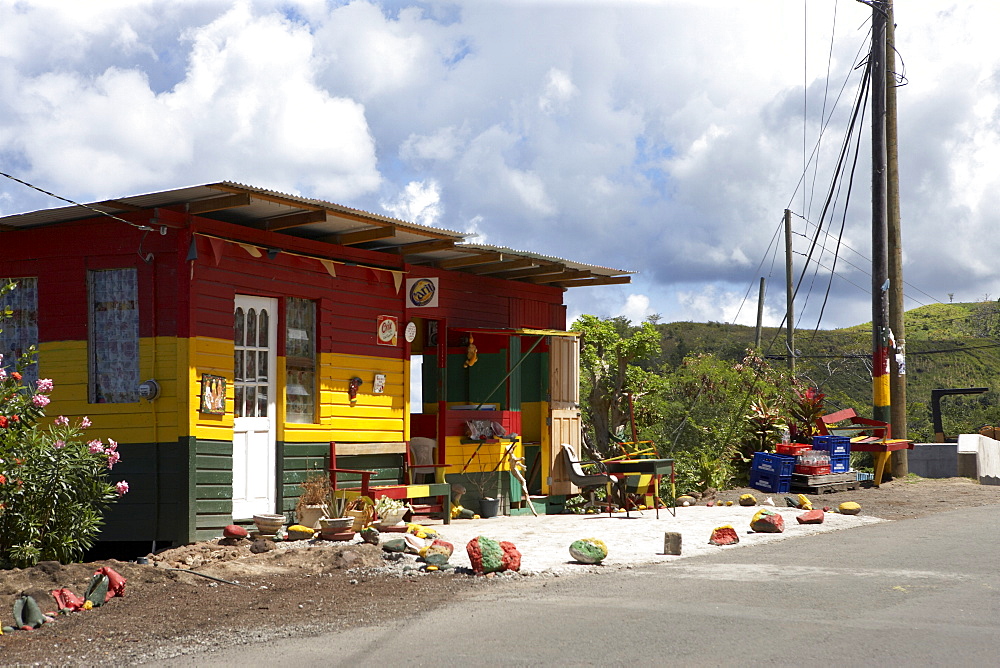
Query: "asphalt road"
163 505 1000 666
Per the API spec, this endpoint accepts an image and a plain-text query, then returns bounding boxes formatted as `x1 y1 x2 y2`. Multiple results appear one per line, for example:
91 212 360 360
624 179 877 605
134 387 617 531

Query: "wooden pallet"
791 470 856 486
790 479 858 494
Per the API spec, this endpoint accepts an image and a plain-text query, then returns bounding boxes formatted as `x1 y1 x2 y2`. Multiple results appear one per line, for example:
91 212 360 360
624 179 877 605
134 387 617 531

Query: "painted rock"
839 501 862 515
796 509 825 524
676 495 697 506
381 538 408 553
360 527 380 545
750 508 785 533
223 524 248 539
425 539 454 558
466 536 522 574
569 538 608 564
796 494 813 511
424 552 451 567
708 525 739 546
738 494 757 506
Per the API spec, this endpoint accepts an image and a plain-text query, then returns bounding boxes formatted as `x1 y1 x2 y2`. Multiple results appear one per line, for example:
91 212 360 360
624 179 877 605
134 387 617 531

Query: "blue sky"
2 1 998 329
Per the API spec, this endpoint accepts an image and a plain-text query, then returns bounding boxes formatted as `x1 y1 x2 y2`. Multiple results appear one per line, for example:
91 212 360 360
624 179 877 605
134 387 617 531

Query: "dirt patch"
2 476 999 666
725 475 1000 520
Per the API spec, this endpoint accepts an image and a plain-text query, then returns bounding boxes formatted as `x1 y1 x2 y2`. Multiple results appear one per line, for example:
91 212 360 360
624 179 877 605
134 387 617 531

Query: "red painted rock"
499 541 521 572
466 536 522 574
796 509 825 524
708 525 739 546
223 524 248 539
750 509 785 533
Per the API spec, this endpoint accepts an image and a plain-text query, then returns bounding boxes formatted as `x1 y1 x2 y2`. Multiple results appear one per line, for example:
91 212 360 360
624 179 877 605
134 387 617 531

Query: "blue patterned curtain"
90 269 139 403
0 277 38 385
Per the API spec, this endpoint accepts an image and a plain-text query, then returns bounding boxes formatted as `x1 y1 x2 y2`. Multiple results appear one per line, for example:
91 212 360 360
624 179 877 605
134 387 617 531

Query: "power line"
0 170 153 232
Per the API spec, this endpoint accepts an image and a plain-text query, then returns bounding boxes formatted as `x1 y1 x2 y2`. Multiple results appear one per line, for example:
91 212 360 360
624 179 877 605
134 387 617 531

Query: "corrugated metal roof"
0 181 633 287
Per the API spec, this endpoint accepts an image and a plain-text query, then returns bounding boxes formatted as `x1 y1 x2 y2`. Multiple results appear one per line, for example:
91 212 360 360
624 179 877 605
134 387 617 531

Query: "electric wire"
0 170 154 232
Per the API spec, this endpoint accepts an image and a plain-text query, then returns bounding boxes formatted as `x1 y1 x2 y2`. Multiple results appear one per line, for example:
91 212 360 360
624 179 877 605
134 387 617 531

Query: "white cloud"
2 1 1000 330
381 180 442 227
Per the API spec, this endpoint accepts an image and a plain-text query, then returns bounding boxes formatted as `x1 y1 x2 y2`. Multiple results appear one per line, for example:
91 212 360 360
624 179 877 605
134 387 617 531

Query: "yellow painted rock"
838 501 861 515
796 494 813 511
676 495 697 506
738 494 757 506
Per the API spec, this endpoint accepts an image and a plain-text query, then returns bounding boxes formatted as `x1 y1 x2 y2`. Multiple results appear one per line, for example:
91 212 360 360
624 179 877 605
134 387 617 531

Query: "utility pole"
755 277 766 349
886 1 908 475
784 209 795 373
871 3 891 426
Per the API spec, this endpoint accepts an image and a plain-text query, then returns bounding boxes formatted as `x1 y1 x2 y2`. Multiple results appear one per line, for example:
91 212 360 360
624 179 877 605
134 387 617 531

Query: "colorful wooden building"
0 182 631 545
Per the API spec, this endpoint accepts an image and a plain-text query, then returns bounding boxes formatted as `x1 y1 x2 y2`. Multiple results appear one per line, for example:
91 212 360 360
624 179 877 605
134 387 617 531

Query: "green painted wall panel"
196 470 231 485
195 499 231 515
280 441 330 514
95 440 189 544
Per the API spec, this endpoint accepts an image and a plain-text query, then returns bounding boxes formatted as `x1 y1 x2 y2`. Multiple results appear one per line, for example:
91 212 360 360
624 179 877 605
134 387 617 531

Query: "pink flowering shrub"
0 281 129 567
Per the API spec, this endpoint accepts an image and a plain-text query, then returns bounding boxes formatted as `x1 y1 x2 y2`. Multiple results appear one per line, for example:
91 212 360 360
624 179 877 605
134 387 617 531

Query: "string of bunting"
189 232 405 293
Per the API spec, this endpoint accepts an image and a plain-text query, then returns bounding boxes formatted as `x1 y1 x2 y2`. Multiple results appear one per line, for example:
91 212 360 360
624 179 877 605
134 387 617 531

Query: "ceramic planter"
252 513 285 535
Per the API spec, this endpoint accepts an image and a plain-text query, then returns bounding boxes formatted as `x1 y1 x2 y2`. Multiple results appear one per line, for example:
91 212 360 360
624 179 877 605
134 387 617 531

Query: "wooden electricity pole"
886 1 908 475
870 3 891 427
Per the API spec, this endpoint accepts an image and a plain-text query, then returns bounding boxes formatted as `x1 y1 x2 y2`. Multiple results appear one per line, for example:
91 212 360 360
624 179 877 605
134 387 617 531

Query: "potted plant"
294 471 330 529
374 496 409 528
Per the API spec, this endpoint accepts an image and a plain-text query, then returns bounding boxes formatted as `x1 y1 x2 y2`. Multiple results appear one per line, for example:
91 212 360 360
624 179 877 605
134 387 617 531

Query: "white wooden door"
233 296 278 520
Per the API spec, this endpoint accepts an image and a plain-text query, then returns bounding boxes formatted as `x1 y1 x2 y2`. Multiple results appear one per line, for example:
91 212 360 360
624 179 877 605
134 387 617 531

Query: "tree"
573 315 662 456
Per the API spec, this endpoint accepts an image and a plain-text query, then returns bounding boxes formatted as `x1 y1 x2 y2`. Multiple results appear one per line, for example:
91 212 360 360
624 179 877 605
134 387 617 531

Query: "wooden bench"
328 442 452 524
815 409 913 487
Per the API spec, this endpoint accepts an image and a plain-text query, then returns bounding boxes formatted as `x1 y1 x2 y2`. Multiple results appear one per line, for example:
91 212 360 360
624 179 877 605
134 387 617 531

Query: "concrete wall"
907 443 958 478
954 434 1000 485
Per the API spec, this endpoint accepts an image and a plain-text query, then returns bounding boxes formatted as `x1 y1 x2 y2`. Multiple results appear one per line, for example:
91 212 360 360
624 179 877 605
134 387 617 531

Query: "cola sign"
376 315 398 346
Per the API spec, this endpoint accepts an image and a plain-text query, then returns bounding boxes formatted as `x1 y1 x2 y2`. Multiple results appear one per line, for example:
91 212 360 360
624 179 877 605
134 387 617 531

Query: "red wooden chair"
328 442 453 524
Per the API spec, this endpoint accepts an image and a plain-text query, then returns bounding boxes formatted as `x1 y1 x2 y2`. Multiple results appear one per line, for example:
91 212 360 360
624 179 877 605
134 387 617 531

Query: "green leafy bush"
0 285 128 567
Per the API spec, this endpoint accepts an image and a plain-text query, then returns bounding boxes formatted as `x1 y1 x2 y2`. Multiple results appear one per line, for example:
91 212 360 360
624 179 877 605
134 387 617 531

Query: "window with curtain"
89 268 139 403
0 277 39 385
285 297 316 423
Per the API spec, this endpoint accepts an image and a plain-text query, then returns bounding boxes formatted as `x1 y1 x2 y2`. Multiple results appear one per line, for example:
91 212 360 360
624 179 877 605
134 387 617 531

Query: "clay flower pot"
252 513 285 535
319 516 354 531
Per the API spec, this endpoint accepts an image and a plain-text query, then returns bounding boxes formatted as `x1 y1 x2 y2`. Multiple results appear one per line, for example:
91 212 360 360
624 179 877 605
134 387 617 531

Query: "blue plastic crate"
830 453 850 473
749 469 791 494
752 452 796 477
813 435 851 456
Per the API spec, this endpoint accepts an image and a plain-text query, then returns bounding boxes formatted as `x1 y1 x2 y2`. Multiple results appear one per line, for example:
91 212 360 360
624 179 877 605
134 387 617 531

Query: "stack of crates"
812 435 851 473
749 451 796 493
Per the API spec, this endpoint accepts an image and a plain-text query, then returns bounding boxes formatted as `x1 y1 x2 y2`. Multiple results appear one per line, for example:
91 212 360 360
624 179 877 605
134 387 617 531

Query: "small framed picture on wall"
200 373 227 415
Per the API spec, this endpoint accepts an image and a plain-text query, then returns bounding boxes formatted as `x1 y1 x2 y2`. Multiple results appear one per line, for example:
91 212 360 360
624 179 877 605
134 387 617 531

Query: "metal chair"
559 443 622 515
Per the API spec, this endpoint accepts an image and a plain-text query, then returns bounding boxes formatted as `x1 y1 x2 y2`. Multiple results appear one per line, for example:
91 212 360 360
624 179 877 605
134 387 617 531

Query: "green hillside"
653 301 1000 442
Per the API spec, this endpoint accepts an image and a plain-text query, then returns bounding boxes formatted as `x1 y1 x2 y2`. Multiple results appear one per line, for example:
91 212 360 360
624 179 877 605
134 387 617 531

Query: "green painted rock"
569 538 608 564
466 536 522 574
382 538 408 553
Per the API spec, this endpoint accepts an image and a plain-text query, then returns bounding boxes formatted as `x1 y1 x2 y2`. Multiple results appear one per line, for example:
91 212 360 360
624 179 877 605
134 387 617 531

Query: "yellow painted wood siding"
38 338 182 443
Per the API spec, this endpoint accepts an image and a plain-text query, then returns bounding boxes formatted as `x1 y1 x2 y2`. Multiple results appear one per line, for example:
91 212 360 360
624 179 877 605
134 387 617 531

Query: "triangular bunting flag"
320 259 337 277
391 270 403 293
208 237 226 266
238 243 262 258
